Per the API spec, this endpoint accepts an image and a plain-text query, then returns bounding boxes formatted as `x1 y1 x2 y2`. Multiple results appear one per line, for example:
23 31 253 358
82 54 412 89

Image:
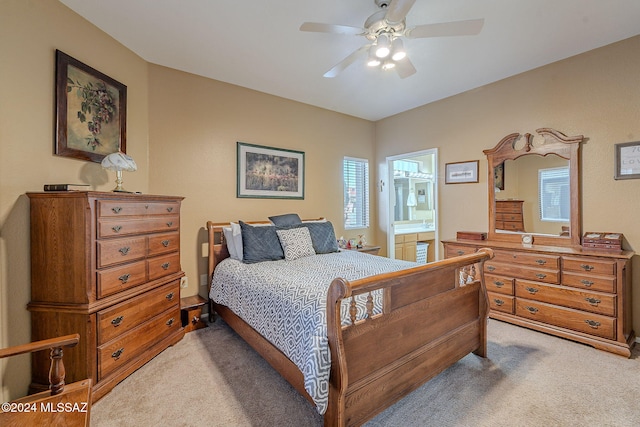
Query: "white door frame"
386 148 439 260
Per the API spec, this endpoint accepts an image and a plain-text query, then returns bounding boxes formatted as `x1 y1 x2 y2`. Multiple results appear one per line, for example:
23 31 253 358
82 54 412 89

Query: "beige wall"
146 64 375 298
0 0 151 401
376 35 640 336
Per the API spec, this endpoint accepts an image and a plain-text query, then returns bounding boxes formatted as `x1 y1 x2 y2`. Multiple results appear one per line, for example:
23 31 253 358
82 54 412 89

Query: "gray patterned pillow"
276 227 315 261
240 221 284 263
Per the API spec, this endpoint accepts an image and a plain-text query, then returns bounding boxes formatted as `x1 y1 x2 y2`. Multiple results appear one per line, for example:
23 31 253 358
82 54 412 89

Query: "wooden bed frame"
206 220 493 426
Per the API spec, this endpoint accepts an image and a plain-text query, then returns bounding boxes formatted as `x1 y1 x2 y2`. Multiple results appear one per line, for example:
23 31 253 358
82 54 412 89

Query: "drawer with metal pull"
148 232 180 256
147 252 181 281
97 306 180 380
515 299 615 340
488 292 514 314
562 257 615 276
491 249 560 269
485 262 560 284
97 261 147 299
485 274 514 295
562 272 615 293
97 216 180 238
445 244 476 258
97 280 179 345
98 200 180 217
97 236 147 268
515 280 615 316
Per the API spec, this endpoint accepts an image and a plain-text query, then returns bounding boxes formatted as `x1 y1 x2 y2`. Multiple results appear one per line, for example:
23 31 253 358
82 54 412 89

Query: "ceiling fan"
300 0 484 79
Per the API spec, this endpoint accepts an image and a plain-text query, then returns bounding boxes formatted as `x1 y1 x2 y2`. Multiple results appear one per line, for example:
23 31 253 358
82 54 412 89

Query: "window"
539 166 570 222
343 157 369 229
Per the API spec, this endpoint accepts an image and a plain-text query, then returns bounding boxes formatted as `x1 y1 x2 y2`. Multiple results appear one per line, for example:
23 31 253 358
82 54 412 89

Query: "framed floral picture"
55 50 127 163
237 142 305 199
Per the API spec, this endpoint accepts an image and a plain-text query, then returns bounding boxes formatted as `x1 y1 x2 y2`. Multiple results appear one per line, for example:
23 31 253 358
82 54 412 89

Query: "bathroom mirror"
484 128 584 246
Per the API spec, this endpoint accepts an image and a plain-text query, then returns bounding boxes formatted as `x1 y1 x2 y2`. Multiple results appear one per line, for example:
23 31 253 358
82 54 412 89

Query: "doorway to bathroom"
387 148 438 263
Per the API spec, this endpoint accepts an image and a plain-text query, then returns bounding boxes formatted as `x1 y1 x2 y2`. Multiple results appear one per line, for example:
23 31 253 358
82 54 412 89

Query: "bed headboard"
206 218 326 290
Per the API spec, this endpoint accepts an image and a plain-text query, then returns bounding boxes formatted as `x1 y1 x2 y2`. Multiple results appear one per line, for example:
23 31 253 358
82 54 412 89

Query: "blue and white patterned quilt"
210 250 416 414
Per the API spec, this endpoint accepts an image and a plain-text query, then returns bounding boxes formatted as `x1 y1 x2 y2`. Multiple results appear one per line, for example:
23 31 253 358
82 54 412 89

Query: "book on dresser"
43 183 90 191
27 191 185 402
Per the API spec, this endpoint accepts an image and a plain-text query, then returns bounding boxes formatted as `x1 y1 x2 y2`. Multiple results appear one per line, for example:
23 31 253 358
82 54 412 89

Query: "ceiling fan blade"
385 0 417 24
323 45 370 78
300 22 364 36
405 18 484 38
395 56 416 79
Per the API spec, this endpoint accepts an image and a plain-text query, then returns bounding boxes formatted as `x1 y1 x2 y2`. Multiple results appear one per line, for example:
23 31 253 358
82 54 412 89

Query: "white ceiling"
59 0 640 121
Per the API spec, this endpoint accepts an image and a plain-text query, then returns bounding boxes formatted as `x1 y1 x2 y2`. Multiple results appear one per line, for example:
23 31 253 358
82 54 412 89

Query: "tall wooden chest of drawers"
27 192 185 401
443 239 634 357
495 200 525 232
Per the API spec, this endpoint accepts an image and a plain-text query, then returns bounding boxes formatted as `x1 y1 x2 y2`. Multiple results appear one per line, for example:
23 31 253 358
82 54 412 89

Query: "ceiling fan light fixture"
367 57 381 67
391 38 406 61
367 46 382 66
375 33 391 58
381 60 396 71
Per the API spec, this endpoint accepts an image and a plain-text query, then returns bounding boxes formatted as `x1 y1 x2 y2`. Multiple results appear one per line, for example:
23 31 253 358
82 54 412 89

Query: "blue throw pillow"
240 221 284 263
269 213 302 227
280 221 339 254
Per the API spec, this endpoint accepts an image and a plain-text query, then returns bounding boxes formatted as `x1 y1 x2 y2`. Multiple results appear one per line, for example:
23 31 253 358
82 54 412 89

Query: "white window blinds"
343 157 370 229
539 166 570 222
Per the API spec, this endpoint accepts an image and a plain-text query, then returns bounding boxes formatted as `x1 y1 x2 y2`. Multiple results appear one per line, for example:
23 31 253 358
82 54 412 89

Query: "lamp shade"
101 152 137 172
101 152 137 192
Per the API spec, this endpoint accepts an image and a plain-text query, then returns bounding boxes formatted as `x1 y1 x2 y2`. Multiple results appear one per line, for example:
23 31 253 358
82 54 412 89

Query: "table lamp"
101 152 137 192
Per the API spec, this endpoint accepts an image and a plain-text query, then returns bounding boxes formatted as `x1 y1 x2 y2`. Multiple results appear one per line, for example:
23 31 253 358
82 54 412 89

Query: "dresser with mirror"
442 128 635 357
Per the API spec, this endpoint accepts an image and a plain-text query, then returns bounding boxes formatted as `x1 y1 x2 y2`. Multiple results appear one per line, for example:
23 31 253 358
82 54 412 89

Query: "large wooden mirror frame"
484 128 584 247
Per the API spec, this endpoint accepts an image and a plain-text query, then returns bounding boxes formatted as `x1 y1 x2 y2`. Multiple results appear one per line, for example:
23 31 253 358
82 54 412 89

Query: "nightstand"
347 245 381 255
181 295 208 332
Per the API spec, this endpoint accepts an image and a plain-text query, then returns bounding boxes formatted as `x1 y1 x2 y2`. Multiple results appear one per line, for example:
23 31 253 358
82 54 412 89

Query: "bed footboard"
325 248 493 427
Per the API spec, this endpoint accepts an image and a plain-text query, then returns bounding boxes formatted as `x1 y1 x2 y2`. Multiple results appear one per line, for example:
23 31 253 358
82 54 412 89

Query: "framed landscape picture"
55 50 127 163
237 142 305 199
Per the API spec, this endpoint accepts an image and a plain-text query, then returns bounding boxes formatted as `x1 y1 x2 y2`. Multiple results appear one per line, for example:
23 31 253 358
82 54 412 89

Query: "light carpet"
92 318 640 426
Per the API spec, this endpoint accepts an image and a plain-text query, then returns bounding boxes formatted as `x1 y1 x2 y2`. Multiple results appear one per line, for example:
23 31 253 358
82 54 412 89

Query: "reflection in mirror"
496 154 570 236
484 128 584 247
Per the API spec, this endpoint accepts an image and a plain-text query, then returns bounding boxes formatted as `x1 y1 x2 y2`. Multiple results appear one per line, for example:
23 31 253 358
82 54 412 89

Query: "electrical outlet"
200 274 208 287
180 276 188 289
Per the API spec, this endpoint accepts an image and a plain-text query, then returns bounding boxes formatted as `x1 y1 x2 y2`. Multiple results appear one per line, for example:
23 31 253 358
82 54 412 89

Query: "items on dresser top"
27 191 185 402
443 238 634 357
456 231 487 240
582 232 623 251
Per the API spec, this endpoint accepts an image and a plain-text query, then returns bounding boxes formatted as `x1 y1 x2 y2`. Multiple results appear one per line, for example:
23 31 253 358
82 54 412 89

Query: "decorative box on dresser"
442 239 635 357
27 191 185 401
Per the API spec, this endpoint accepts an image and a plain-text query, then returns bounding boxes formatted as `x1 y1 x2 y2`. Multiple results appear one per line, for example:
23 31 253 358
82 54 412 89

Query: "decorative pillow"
240 221 284 263
303 221 339 254
269 213 302 227
222 222 243 260
276 227 316 261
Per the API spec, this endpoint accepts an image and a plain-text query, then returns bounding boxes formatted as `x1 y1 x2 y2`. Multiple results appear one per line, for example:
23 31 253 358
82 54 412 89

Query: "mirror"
485 128 584 247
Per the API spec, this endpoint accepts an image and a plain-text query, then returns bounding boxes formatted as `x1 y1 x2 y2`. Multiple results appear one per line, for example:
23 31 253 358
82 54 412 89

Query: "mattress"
210 250 416 414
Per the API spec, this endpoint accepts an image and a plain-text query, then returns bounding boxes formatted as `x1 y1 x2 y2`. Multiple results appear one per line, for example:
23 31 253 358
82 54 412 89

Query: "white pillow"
223 222 243 260
276 227 315 261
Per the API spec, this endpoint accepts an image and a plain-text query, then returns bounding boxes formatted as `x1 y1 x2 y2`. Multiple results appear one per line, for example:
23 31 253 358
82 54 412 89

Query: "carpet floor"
91 318 640 426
